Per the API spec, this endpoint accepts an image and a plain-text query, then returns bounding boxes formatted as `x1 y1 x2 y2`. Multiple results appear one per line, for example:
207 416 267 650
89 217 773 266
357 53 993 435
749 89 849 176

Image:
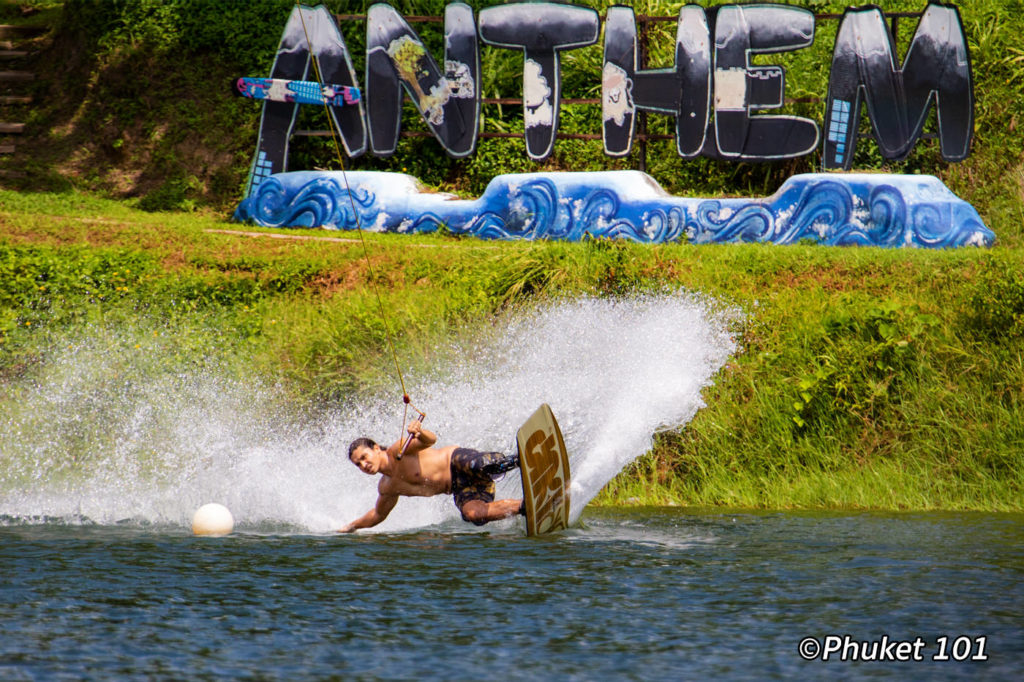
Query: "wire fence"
294 10 927 169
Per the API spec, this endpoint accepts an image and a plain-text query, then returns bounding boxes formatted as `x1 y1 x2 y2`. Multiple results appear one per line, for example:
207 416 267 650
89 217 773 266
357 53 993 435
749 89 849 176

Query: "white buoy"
192 503 235 536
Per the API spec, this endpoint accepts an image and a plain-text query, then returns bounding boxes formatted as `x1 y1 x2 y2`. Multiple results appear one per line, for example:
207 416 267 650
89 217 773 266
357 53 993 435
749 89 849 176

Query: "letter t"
479 3 599 160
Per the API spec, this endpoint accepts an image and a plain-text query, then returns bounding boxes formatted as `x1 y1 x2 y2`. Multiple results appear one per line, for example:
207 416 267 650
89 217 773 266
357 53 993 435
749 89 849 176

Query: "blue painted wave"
234 170 994 248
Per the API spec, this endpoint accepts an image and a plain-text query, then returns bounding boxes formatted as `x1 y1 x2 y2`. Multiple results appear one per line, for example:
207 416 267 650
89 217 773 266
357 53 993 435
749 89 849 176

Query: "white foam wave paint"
0 292 739 532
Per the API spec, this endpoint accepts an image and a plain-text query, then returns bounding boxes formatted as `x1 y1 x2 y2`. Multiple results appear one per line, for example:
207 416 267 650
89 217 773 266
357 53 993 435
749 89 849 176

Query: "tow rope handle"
397 398 426 460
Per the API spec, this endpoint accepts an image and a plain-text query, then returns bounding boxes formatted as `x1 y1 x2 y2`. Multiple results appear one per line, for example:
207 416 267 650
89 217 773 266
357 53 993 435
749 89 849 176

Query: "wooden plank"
0 50 29 59
204 229 500 249
0 70 33 82
0 25 45 39
0 96 31 105
0 143 15 154
0 122 25 134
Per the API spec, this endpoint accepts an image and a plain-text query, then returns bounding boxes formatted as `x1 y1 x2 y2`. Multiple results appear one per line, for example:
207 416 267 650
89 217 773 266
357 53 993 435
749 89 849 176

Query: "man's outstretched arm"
338 493 399 533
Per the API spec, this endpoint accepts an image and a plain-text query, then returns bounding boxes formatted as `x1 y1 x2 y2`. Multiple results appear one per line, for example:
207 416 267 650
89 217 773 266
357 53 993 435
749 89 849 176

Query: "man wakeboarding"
338 420 524 532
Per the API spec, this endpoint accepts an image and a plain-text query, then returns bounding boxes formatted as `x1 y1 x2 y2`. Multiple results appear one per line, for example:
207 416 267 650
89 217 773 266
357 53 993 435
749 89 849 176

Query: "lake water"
2 509 1021 680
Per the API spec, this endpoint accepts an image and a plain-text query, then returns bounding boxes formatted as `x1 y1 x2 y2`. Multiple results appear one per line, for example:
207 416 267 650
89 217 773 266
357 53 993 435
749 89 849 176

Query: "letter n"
602 6 711 157
366 3 480 157
823 3 974 170
244 5 366 197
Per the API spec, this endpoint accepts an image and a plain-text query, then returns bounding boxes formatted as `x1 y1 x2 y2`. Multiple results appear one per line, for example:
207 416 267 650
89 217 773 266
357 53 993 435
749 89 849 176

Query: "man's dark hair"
348 437 377 461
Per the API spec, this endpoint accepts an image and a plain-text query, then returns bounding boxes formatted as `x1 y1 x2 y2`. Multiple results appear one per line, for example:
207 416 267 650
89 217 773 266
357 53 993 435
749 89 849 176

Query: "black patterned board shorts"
450 448 520 521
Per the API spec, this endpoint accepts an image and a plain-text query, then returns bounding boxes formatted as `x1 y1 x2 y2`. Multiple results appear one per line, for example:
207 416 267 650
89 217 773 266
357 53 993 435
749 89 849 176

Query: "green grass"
1 190 1022 511
592 245 1024 511
1 1 1022 511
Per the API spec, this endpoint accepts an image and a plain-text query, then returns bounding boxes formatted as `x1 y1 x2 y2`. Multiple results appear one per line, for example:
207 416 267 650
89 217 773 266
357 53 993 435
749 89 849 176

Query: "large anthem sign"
236 3 990 247
242 1 973 191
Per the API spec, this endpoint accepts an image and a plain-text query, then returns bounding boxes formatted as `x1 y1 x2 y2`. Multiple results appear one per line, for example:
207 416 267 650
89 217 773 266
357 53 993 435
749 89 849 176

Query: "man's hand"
405 420 436 446
338 494 398 533
398 419 435 459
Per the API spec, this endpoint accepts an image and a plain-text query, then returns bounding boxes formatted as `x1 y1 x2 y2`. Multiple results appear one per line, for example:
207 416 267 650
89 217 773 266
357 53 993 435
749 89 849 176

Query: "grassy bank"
2 191 1021 511
2 0 1021 511
2 0 1022 247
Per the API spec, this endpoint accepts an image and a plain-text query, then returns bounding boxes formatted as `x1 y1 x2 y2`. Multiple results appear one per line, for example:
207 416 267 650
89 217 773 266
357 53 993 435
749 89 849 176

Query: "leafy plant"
791 300 941 432
966 256 1024 339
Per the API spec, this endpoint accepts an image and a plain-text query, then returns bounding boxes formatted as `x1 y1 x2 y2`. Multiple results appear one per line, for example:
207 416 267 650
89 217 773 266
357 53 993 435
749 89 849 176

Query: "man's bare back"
340 420 524 532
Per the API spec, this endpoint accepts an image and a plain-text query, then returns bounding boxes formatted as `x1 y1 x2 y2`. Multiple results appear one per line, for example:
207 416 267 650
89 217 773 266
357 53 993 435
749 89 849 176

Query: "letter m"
823 3 973 170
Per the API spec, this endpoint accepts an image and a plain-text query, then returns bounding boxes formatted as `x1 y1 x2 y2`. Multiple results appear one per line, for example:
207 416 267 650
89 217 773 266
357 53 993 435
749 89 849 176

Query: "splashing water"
0 292 738 532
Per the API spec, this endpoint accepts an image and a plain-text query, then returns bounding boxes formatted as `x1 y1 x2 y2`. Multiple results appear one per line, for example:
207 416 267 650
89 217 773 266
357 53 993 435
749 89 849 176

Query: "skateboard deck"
235 76 360 107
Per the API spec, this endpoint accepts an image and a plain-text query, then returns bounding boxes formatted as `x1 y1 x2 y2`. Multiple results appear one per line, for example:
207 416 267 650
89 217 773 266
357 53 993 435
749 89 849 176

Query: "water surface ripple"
2 509 1021 680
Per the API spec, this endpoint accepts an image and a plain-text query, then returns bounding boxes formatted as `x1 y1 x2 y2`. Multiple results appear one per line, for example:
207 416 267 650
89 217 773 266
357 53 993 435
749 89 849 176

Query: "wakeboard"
235 77 361 107
516 404 571 536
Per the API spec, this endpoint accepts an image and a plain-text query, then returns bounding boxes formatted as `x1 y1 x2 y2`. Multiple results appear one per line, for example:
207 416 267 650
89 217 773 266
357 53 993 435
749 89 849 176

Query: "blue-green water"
2 509 1021 680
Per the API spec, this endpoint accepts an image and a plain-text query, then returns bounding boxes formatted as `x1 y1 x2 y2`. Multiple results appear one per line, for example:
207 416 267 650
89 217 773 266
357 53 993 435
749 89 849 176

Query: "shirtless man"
338 420 524 532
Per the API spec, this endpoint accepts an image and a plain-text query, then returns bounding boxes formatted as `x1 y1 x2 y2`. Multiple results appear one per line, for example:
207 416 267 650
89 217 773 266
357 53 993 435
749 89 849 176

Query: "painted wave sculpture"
233 170 994 248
